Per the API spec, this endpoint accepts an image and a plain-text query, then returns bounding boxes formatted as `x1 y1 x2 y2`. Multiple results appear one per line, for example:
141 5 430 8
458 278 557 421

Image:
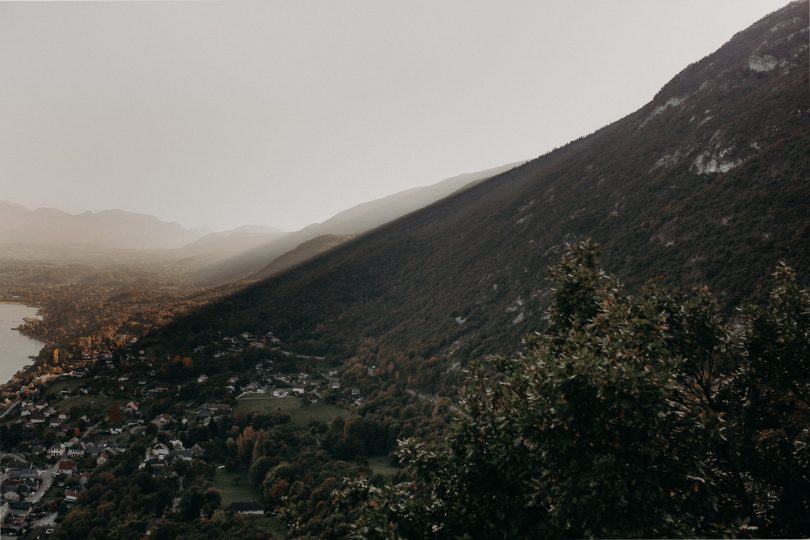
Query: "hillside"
156 2 809 373
252 234 352 280
195 162 524 285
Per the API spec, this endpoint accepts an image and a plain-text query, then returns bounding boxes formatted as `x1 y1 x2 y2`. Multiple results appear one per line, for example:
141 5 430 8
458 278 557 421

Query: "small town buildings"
57 459 77 476
96 451 110 468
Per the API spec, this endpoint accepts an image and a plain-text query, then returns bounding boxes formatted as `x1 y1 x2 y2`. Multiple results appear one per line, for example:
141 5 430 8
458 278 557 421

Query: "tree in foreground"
336 241 810 539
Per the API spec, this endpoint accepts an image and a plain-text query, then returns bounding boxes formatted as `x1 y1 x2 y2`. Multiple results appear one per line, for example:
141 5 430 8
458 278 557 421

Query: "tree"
343 242 810 539
718 262 810 536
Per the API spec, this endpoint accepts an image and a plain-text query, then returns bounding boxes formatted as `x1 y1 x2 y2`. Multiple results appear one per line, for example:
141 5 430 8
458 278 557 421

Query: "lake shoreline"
0 302 46 388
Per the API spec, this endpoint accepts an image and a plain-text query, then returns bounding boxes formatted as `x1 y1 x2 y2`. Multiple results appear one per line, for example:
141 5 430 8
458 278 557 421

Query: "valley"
0 1 808 539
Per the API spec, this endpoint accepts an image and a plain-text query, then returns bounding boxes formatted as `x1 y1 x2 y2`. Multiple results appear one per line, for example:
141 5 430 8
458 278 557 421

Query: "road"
23 421 101 507
27 463 57 504
80 421 102 440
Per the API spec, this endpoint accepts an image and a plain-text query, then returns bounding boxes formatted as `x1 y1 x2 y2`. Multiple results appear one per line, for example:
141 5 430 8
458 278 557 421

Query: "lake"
0 302 44 385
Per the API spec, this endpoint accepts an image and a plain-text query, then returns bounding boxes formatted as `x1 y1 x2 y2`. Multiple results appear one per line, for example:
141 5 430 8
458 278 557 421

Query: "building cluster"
0 329 363 535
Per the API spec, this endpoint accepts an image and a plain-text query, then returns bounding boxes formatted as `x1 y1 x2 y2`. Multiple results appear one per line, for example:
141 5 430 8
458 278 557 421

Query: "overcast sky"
0 1 789 232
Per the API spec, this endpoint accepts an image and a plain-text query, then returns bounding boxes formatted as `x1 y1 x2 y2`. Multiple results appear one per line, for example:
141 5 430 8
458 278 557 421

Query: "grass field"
234 396 353 426
212 468 261 505
53 394 113 414
234 395 301 413
212 468 289 537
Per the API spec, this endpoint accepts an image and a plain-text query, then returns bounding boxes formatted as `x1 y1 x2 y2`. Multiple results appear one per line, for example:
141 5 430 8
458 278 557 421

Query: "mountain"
194 162 524 285
156 2 809 370
0 202 207 252
174 226 286 262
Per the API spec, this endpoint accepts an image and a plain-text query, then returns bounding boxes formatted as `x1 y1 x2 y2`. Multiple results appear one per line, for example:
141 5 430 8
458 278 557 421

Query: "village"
0 330 365 538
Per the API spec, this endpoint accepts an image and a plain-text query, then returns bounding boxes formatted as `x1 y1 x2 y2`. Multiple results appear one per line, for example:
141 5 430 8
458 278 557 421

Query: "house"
112 442 128 454
83 443 103 457
83 443 102 456
67 445 84 458
2 480 21 494
96 452 110 468
7 469 39 481
173 449 194 462
48 444 64 459
8 500 32 518
225 502 264 516
147 443 170 460
57 459 77 476
124 401 139 413
152 413 174 429
168 440 185 451
6 459 30 470
64 489 80 503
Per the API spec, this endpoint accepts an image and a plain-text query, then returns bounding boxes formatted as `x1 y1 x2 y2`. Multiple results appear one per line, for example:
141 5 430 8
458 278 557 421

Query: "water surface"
0 302 44 385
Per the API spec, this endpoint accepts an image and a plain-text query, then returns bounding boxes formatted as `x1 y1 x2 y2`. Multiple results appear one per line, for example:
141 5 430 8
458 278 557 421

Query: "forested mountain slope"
156 2 809 370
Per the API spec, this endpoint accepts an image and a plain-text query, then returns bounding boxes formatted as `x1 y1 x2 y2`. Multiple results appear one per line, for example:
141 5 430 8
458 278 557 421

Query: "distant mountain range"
153 2 810 370
0 202 207 251
0 162 522 282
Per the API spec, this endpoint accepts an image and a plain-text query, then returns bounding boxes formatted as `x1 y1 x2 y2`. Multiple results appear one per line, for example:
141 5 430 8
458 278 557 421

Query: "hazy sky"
0 1 789 232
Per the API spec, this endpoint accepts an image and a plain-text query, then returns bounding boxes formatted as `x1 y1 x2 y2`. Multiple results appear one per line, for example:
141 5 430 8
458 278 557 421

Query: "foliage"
343 242 810 539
